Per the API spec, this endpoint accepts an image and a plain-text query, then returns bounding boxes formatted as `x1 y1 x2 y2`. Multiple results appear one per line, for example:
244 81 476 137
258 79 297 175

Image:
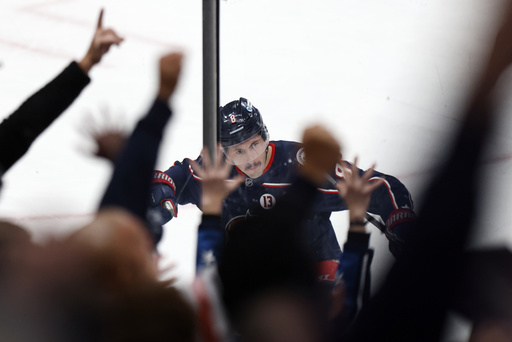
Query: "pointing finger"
97 8 104 29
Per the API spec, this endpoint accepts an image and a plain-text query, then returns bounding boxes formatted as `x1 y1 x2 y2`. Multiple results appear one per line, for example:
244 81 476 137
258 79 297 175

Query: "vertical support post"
203 0 220 161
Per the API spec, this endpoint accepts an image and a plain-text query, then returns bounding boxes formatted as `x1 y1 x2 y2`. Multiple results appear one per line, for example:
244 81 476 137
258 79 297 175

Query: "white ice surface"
1 2 512 339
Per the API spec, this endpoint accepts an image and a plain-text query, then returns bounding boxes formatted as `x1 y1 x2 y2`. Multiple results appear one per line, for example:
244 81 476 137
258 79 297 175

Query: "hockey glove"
149 171 178 225
385 208 415 258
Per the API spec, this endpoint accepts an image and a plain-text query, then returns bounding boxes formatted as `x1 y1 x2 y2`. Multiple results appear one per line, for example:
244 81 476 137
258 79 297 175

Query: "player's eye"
250 142 258 149
235 150 245 155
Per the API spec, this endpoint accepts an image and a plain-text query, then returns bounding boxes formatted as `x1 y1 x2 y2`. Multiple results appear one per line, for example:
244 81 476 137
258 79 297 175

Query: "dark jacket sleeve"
196 214 224 271
337 232 373 322
342 106 493 342
99 99 172 243
0 61 90 172
329 231 373 339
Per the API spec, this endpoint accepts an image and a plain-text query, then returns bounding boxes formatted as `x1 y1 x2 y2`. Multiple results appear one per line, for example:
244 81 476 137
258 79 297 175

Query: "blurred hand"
489 1 512 73
93 130 127 162
300 124 342 185
157 52 184 101
78 9 124 74
82 107 128 163
189 145 245 215
336 157 383 230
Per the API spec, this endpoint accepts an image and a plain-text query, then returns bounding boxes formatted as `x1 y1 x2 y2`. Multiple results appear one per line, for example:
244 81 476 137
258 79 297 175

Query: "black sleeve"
339 232 373 319
99 99 172 230
0 61 90 172
342 105 492 342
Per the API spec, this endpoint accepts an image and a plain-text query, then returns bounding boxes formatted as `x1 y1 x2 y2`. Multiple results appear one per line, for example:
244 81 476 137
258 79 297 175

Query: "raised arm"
344 2 512 341
331 159 383 329
99 52 183 244
190 145 244 271
0 9 123 174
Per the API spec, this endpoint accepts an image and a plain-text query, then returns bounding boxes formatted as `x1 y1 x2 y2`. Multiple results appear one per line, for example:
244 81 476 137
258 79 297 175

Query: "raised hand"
82 107 128 162
93 130 127 162
157 52 184 101
336 157 384 231
78 9 124 74
189 145 245 215
300 124 342 185
487 1 512 77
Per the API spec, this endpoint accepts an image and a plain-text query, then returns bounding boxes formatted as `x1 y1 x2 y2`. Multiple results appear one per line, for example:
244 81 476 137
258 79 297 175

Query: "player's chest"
234 182 290 207
225 150 299 210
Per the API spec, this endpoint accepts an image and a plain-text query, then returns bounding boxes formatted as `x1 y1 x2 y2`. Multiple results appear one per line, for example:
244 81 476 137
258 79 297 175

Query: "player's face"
225 134 268 178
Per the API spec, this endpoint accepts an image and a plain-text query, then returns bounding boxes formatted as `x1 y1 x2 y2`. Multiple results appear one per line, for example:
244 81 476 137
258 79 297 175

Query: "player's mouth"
245 161 261 171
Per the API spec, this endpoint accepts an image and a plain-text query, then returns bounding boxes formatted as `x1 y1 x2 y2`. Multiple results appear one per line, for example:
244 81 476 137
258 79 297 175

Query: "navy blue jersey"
150 140 415 260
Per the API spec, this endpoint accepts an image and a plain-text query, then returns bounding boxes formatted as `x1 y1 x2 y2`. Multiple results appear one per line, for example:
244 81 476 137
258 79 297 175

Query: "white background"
1 1 512 339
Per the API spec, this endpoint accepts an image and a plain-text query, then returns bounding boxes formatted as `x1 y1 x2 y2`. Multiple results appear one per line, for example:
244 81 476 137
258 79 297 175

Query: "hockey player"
150 97 415 279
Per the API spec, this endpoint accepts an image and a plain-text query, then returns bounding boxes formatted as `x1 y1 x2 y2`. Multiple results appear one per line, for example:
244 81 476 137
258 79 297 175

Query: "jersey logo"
245 178 254 187
296 147 305 165
335 163 352 179
260 194 276 209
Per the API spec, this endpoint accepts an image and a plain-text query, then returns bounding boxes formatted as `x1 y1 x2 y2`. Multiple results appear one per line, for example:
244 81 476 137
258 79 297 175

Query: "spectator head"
220 216 329 342
69 207 158 291
0 220 33 275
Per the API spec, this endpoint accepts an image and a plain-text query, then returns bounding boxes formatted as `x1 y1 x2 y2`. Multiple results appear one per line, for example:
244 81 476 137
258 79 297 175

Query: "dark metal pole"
203 0 220 161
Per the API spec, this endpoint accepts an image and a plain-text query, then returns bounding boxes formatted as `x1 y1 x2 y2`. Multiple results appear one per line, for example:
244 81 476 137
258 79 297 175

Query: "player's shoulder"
270 140 304 166
271 140 301 148
271 140 302 155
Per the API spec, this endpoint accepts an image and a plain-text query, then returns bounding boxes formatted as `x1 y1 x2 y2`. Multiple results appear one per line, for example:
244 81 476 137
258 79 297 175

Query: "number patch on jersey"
260 194 276 209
